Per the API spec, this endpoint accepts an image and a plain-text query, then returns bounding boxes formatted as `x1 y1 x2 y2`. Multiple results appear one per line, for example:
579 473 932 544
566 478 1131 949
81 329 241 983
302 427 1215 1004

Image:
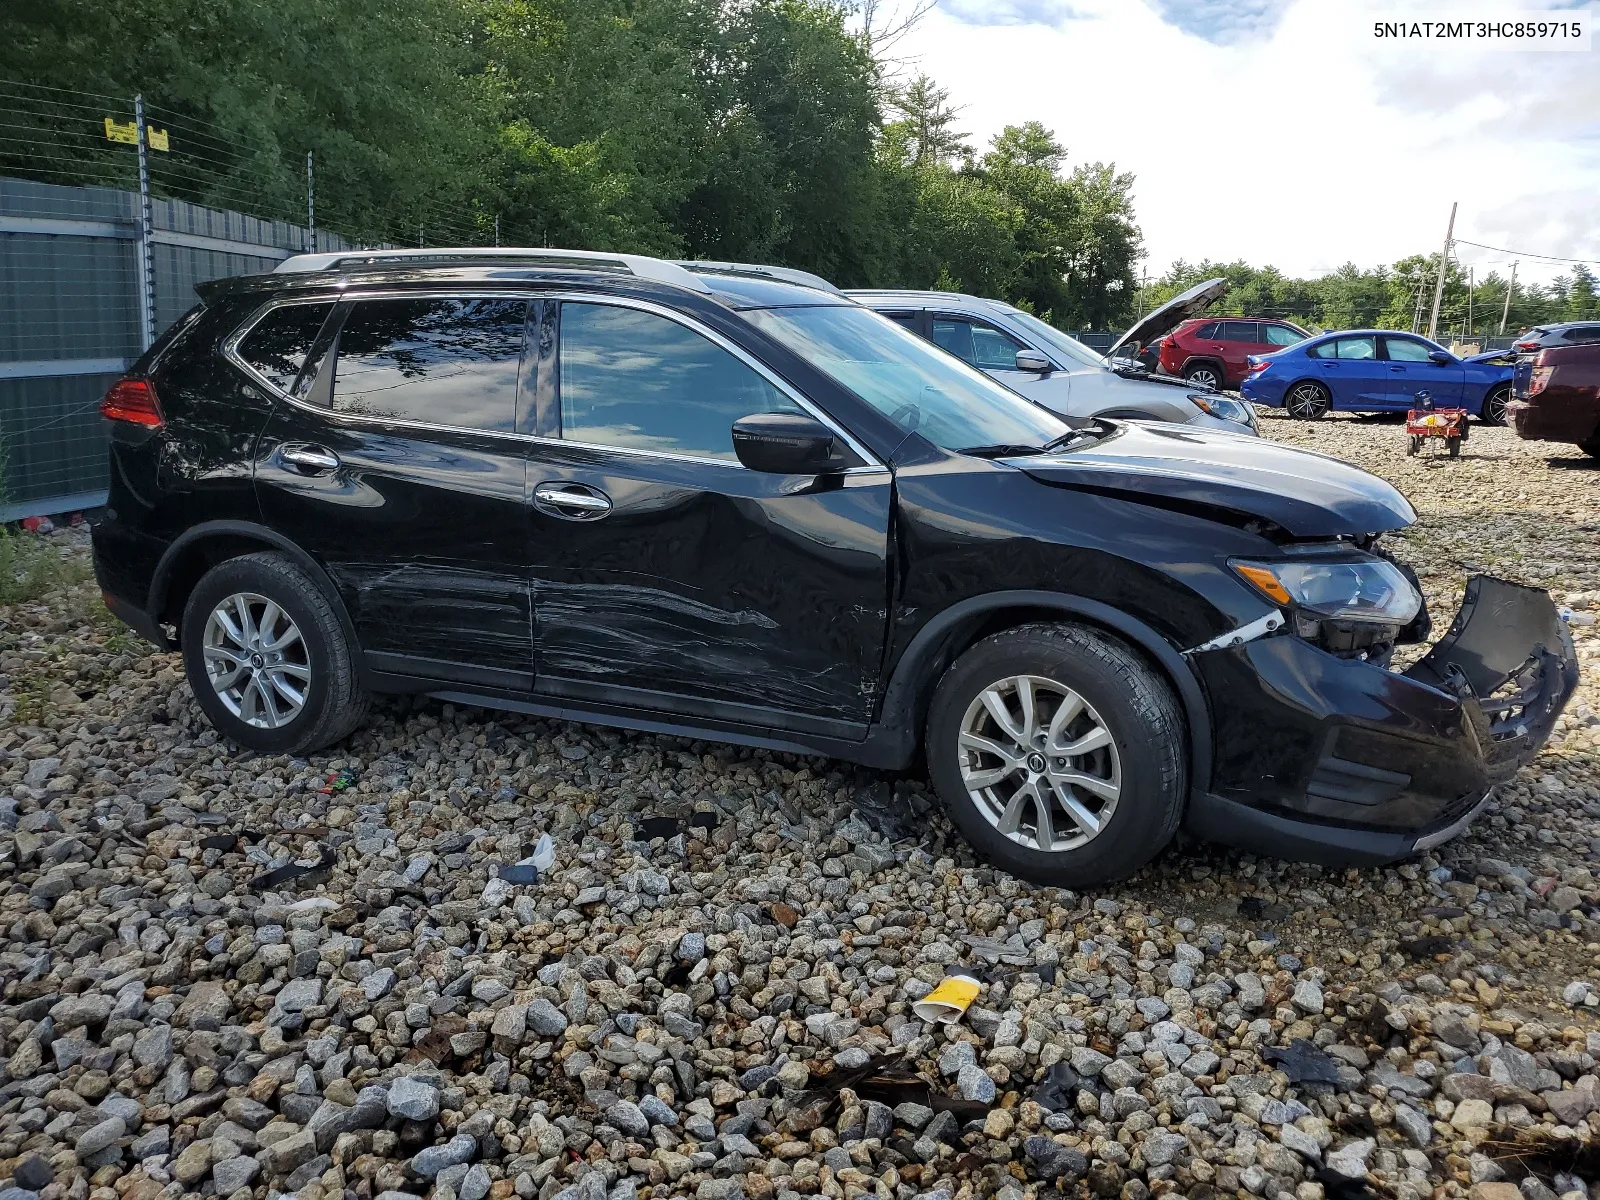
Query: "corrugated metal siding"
1 175 348 518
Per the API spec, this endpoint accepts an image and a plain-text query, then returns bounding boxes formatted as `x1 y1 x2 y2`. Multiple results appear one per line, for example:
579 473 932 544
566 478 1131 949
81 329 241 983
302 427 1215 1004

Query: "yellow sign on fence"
103 119 170 150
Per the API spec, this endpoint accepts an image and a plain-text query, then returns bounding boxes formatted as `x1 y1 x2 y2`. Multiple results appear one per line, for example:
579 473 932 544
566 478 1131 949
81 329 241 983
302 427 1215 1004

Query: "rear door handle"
280 444 340 474
1389 366 1406 373
534 482 612 519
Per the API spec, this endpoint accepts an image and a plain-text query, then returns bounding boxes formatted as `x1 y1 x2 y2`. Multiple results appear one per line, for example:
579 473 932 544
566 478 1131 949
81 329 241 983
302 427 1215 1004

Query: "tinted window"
931 317 1027 370
558 302 800 461
332 298 526 431
236 302 333 394
1262 324 1305 347
1384 337 1434 361
1564 326 1600 342
1194 322 1220 340
1220 321 1260 343
883 312 920 333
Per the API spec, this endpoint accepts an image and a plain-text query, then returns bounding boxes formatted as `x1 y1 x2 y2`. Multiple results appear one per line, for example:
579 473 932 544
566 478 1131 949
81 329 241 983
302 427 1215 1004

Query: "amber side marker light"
1233 563 1293 605
101 378 164 428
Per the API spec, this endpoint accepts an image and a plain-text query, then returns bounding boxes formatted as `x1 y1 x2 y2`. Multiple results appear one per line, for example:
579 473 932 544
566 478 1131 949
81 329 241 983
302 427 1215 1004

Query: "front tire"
181 552 369 755
1286 381 1330 420
1183 362 1224 391
925 623 1187 887
1480 385 1509 425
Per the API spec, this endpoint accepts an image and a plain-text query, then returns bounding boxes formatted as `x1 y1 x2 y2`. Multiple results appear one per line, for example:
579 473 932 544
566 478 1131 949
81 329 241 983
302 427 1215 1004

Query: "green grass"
0 529 92 605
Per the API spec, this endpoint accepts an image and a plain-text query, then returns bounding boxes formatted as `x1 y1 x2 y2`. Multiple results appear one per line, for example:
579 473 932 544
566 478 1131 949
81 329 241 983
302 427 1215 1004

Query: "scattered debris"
911 970 982 1024
1398 934 1456 958
1032 1061 1091 1112
1264 1038 1342 1087
498 832 555 884
246 844 337 891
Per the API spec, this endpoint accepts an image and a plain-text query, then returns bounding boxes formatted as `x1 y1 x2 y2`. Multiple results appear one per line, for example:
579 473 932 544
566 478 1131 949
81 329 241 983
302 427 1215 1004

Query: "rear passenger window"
1331 336 1377 360
332 298 526 431
1220 321 1260 343
1194 322 1220 339
236 302 334 394
1564 326 1600 342
558 302 800 461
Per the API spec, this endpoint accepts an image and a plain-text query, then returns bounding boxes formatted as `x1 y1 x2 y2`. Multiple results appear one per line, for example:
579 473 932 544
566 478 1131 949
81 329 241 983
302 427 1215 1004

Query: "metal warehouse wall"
0 176 360 520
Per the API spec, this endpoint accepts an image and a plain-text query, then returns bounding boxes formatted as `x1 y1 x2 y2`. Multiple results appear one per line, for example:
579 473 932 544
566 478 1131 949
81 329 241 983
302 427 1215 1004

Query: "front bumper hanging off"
1187 575 1579 866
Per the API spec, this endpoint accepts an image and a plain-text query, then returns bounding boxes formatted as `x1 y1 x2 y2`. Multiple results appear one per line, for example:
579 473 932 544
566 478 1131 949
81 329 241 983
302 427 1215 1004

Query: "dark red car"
1507 342 1600 457
1157 317 1312 390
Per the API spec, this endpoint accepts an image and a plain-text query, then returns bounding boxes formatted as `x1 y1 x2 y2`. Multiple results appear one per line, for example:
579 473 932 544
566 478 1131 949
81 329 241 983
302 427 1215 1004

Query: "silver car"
846 278 1259 436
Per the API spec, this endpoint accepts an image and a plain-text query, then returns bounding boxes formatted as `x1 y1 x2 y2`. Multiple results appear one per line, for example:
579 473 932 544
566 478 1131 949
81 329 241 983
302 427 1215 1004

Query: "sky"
890 0 1600 285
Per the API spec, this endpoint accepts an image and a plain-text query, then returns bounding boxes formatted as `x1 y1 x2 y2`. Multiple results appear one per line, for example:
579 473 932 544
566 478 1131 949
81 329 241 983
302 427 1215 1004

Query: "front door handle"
534 482 612 519
281 444 340 474
1389 366 1406 373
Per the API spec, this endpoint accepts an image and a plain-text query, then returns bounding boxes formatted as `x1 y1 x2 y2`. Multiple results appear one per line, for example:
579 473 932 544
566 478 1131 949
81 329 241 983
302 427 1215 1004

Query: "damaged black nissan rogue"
92 250 1579 886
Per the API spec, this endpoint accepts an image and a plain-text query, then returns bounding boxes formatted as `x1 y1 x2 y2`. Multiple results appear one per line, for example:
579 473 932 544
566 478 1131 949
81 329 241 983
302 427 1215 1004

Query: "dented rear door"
254 293 536 689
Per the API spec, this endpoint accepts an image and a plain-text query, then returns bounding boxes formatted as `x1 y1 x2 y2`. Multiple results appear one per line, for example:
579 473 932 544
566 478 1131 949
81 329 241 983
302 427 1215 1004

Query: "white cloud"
895 0 1600 285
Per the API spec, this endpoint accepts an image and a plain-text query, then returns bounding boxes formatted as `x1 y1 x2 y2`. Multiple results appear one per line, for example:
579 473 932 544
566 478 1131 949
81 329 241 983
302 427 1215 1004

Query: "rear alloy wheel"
182 552 369 754
1286 381 1331 420
1183 362 1224 390
926 623 1186 886
1480 385 1510 426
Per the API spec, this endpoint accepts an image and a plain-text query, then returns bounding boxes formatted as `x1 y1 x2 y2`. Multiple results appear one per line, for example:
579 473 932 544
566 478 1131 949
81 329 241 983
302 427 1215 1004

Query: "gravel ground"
2 415 1599 1200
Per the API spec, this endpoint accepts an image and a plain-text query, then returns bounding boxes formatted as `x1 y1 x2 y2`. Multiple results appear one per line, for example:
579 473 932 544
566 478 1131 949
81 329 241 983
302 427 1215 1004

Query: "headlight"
1189 393 1256 428
1232 556 1421 626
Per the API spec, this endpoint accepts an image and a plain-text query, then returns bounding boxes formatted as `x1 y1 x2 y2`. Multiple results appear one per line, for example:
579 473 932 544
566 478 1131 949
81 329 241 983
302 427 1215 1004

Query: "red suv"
1157 318 1311 390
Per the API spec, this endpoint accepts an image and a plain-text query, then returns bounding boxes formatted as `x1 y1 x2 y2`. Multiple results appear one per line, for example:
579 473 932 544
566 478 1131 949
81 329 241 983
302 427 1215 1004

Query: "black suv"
93 250 1578 885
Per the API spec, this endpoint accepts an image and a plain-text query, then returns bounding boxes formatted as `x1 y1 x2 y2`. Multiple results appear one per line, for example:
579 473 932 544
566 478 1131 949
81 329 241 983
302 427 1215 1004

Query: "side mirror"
1427 349 1453 365
731 411 853 474
1015 349 1052 373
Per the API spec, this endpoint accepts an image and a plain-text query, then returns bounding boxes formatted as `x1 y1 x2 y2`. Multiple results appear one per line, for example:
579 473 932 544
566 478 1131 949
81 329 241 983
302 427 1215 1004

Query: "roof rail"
272 247 712 293
675 260 846 298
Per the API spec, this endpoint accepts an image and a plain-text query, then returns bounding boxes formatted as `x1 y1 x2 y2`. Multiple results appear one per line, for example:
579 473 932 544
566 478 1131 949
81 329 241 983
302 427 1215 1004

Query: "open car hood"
1018 421 1416 537
1106 276 1229 360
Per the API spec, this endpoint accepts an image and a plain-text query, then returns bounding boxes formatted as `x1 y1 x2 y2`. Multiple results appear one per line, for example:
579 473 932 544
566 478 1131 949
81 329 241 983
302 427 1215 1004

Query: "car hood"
1016 421 1416 537
1106 276 1229 360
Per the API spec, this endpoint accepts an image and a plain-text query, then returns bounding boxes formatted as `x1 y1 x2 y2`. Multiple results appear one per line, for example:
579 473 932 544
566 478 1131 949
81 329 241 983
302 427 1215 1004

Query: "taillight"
1528 367 1552 396
1247 358 1272 375
1513 339 1539 352
101 378 164 428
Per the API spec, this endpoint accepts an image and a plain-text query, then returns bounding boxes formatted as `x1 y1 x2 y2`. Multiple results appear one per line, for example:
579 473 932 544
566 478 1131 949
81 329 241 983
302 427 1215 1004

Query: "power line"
1453 237 1600 268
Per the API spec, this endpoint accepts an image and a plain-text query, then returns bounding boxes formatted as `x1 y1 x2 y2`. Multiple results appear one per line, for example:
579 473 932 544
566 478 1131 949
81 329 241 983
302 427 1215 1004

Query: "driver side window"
931 316 1027 371
1384 337 1433 362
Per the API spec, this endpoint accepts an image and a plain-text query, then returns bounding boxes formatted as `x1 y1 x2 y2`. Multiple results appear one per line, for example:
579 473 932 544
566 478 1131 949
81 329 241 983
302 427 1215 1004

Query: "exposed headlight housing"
1189 393 1258 429
1232 555 1422 660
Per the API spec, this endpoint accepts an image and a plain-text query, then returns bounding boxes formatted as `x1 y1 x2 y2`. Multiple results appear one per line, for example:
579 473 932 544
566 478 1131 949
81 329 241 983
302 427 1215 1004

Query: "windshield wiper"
957 443 1049 459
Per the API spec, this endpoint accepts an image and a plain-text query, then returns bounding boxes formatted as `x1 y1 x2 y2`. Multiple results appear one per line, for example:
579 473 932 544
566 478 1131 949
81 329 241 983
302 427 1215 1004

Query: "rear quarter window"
235 302 336 394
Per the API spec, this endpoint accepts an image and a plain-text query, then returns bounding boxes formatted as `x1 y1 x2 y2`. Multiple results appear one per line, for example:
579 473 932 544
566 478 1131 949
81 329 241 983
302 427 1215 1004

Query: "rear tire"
181 552 369 755
1480 385 1509 425
925 622 1187 887
1183 362 1224 391
1286 381 1330 420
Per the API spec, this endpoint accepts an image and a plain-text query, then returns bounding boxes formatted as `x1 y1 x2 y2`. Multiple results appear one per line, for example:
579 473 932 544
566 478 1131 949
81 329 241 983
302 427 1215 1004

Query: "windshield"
745 305 1069 453
998 309 1108 369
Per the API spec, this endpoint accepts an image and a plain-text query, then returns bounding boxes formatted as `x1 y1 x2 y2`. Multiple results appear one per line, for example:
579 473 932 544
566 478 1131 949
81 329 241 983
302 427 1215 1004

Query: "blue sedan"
1240 330 1513 424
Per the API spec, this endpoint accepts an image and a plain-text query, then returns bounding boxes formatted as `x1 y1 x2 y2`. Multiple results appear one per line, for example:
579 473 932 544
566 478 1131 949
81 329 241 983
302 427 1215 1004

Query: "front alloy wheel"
958 675 1121 852
926 622 1187 886
203 592 311 728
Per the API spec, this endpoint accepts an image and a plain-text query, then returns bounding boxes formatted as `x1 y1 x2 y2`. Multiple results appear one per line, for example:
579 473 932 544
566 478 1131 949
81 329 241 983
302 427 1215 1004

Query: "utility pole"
1426 201 1456 341
494 214 500 248
1466 266 1473 340
306 151 316 253
1499 260 1518 335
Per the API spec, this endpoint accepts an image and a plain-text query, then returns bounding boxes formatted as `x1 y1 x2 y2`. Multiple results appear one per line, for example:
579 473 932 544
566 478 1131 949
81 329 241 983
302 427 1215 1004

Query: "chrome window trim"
223 288 888 474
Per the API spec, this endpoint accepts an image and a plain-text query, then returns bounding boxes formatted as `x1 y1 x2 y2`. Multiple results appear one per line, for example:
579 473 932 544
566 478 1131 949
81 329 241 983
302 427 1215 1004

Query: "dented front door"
524 443 892 731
